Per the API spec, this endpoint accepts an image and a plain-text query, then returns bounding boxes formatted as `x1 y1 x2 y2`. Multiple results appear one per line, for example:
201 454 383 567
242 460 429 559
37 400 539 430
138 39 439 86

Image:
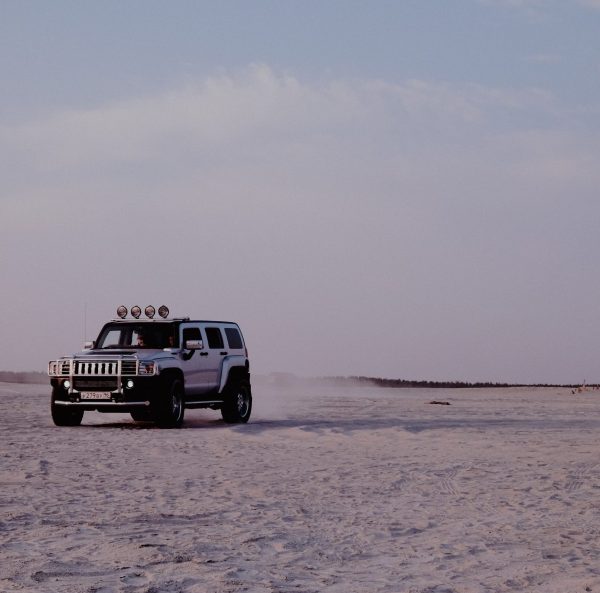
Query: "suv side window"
205 327 224 349
182 327 201 346
225 327 243 350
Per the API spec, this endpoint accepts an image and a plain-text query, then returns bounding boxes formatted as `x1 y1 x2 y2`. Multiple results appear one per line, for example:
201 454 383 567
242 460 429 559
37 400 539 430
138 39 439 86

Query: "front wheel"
221 380 252 424
154 378 185 428
51 387 84 426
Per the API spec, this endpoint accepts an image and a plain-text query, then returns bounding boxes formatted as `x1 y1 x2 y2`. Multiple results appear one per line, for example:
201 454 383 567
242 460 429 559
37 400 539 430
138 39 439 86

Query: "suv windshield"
96 323 180 349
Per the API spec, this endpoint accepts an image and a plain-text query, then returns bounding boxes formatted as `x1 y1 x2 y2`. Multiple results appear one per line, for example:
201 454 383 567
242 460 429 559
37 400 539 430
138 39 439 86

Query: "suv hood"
75 350 137 357
74 349 173 362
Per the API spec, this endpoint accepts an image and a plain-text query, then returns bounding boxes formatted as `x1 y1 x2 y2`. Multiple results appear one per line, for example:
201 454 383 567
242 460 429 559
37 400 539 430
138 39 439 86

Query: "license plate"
80 392 112 400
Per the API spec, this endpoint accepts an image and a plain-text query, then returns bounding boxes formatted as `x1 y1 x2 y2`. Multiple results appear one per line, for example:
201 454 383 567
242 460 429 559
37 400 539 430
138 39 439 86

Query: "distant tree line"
315 376 588 389
0 371 47 384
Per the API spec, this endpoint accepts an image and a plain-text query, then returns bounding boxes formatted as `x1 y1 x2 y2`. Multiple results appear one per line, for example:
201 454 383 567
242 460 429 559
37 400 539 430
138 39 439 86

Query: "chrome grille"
74 361 115 375
72 360 138 376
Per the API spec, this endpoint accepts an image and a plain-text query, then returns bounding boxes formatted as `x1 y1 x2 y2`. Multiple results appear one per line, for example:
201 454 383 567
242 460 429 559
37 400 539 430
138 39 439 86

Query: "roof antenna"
83 301 87 342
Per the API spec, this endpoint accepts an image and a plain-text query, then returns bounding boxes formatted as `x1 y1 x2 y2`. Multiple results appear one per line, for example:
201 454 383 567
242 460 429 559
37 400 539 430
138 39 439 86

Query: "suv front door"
178 324 205 396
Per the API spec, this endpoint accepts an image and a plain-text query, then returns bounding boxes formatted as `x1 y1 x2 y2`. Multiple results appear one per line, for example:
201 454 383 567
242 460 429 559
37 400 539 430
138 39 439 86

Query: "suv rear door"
200 324 227 391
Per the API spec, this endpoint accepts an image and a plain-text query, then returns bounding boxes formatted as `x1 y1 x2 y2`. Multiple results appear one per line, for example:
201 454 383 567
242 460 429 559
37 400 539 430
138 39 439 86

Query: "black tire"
51 387 84 427
221 380 252 424
130 409 152 422
154 378 185 428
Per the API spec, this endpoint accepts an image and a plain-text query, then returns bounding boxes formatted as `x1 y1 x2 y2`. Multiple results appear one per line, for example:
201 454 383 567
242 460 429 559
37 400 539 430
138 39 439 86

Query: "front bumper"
52 399 151 412
51 375 159 408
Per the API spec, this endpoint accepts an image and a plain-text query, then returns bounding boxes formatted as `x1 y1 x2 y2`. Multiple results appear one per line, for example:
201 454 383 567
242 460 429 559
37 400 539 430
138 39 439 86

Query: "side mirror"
84 341 95 350
185 339 204 350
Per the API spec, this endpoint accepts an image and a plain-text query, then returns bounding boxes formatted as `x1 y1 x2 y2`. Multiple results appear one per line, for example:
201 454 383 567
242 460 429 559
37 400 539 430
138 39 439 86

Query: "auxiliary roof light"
158 305 169 319
117 305 128 319
131 305 142 319
145 305 156 319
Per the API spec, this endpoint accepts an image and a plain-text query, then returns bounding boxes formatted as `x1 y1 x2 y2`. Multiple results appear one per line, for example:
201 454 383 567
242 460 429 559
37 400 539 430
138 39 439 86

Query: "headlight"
138 362 155 375
63 380 71 390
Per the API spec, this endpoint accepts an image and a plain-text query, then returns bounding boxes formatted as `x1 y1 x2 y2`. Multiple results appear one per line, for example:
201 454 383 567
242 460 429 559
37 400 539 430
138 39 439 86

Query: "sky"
1 0 600 383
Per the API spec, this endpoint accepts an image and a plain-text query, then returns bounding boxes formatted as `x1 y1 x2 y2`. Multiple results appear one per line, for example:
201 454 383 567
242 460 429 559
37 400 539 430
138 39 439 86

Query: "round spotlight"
126 380 134 389
145 305 156 319
64 380 71 390
158 305 169 319
117 305 128 319
131 305 142 319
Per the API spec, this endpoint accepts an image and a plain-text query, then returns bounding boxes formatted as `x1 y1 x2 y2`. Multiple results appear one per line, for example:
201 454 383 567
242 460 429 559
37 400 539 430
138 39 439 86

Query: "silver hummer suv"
48 305 252 428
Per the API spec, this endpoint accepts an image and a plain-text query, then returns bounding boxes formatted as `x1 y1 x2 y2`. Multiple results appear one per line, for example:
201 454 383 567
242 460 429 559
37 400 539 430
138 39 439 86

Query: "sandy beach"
2 381 600 593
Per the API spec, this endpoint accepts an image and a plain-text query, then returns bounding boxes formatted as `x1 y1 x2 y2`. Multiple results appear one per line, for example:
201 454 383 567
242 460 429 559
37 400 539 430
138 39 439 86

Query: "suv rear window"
225 327 243 350
205 327 224 349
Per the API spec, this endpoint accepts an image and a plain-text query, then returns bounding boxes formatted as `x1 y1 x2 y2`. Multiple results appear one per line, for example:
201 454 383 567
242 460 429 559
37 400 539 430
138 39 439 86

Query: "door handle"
220 351 228 356
200 352 209 356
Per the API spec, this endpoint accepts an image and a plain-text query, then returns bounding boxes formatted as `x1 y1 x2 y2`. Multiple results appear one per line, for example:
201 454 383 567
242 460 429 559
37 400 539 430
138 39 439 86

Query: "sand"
1 381 600 593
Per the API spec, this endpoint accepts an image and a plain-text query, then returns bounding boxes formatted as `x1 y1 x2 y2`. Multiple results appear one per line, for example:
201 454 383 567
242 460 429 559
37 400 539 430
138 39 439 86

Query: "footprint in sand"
39 460 50 477
388 522 426 537
439 468 459 496
120 571 149 587
565 463 598 492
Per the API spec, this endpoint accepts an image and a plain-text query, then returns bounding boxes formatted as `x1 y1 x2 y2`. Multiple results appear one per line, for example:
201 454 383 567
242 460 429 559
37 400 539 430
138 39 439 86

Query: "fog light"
64 380 71 390
126 380 134 389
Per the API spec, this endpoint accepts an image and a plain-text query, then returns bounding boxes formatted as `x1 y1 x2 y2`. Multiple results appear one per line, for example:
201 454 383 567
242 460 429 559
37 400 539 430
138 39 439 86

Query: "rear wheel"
221 380 252 423
154 378 185 428
51 387 84 427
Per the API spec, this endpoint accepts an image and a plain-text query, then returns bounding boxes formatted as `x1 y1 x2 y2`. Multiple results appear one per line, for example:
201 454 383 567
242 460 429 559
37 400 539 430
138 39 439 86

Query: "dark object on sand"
429 400 451 405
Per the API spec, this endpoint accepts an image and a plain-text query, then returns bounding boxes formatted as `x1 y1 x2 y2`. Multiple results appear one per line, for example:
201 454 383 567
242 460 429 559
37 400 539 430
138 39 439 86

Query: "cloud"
0 65 594 258
0 65 558 177
2 65 360 170
0 65 566 244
